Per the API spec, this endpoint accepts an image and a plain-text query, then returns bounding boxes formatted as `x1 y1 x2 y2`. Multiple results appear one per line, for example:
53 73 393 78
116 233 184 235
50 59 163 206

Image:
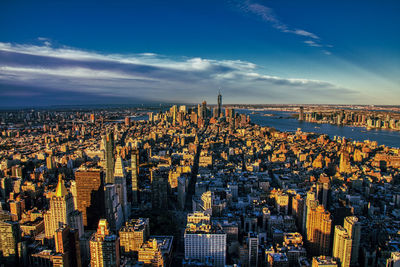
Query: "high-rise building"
0 219 19 264
343 216 361 266
114 156 129 220
201 101 207 119
339 150 352 174
178 176 188 210
217 91 222 118
104 184 124 231
317 175 330 209
90 113 95 123
131 149 139 207
184 213 226 267
292 194 305 229
303 190 317 235
332 225 352 267
306 205 332 256
44 175 82 238
70 180 78 210
90 219 120 267
248 232 258 267
151 168 168 210
299 106 305 121
75 169 105 229
119 218 150 254
138 239 164 267
54 224 82 267
103 131 115 184
124 116 131 126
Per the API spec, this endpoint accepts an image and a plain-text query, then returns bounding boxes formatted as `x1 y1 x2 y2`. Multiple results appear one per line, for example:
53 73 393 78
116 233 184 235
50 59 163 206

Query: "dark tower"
217 90 222 118
299 106 304 121
103 131 115 184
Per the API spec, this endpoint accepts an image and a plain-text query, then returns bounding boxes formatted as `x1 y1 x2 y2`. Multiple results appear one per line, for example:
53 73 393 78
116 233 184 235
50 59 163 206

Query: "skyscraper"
44 175 83 238
343 216 361 266
151 168 168 210
114 156 129 220
332 225 352 267
104 184 124 231
90 219 120 267
299 106 305 121
103 131 115 184
119 218 150 254
306 204 332 256
54 224 82 267
217 91 222 118
248 232 258 267
0 219 19 265
201 101 207 119
131 149 139 207
184 212 226 267
75 169 105 229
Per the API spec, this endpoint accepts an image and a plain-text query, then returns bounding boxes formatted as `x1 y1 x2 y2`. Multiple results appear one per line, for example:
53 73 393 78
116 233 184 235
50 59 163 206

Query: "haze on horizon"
0 0 399 107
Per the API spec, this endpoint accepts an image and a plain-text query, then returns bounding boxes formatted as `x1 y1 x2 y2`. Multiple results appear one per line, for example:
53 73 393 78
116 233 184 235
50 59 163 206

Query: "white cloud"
304 40 322 47
0 41 353 103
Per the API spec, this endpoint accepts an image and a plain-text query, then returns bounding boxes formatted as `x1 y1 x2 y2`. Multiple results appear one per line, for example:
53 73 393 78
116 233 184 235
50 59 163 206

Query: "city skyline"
0 0 399 106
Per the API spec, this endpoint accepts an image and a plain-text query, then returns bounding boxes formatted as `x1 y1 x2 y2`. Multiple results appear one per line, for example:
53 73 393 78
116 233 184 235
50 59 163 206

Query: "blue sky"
0 0 399 106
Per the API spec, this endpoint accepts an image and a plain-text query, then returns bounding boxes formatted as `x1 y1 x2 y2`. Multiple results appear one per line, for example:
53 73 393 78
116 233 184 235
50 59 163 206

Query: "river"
237 109 400 148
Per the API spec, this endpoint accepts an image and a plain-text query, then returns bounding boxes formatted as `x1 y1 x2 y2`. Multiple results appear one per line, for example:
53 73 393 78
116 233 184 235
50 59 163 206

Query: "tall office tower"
0 219 19 264
178 176 188 210
332 226 352 267
70 180 78 210
138 239 164 267
184 220 226 267
201 101 207 119
306 205 332 256
292 194 305 229
44 175 83 238
248 232 258 267
104 184 124 231
197 104 202 118
75 169 104 229
90 113 95 123
124 116 131 126
119 218 150 254
131 149 139 207
343 216 361 266
317 175 330 209
312 256 338 267
171 105 178 124
90 219 120 267
150 169 168 210
103 131 115 184
339 150 352 174
217 91 222 118
54 224 82 267
114 156 129 220
303 190 317 235
299 106 305 121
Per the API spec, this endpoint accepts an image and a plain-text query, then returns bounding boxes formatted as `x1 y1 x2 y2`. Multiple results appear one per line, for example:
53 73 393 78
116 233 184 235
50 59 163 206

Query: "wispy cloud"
304 40 322 47
0 41 354 105
234 1 334 53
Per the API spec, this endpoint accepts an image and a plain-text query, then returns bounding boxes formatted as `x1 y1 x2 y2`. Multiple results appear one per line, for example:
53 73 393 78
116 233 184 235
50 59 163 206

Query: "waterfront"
237 109 400 148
